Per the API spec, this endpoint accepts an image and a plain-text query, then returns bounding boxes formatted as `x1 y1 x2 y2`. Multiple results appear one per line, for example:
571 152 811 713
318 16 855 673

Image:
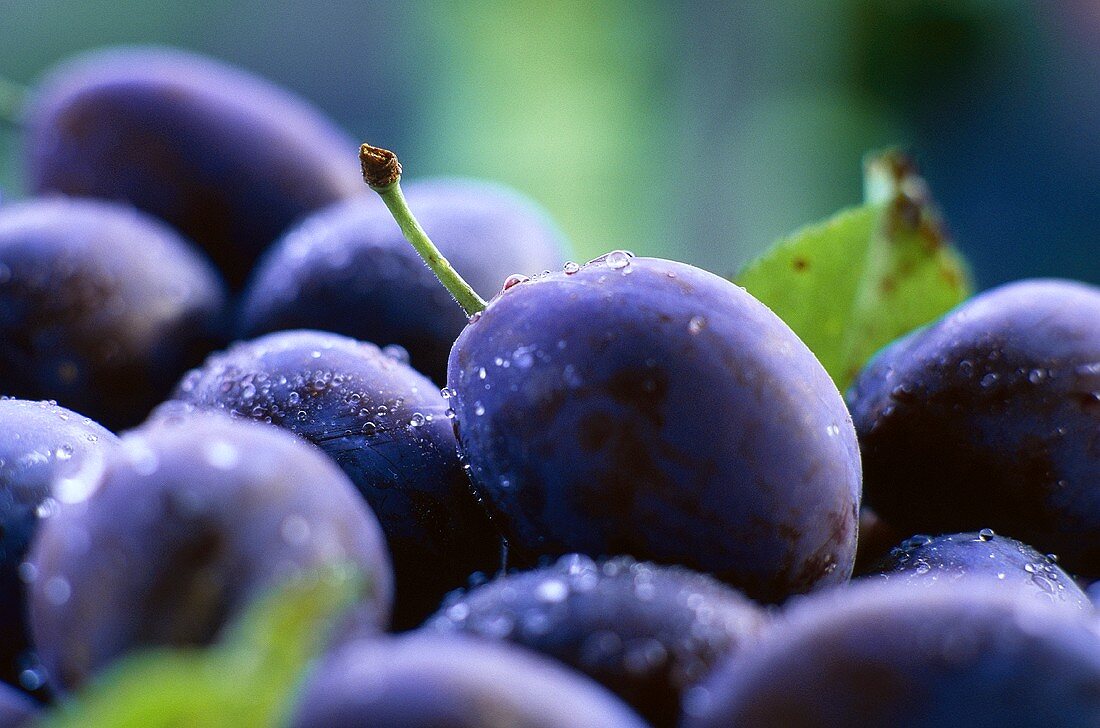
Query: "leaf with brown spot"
735 149 972 392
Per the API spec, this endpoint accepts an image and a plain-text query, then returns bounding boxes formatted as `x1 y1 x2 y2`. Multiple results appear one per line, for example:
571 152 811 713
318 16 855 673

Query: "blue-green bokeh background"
1 0 1098 289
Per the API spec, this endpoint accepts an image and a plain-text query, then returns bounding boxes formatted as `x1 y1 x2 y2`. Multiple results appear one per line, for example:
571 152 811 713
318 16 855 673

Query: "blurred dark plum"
289 633 648 728
848 279 1100 576
427 554 766 727
23 46 366 287
0 682 34 727
27 413 392 691
0 399 118 694
683 581 1100 727
239 179 571 383
868 530 1090 611
167 330 499 628
448 253 861 604
0 197 226 429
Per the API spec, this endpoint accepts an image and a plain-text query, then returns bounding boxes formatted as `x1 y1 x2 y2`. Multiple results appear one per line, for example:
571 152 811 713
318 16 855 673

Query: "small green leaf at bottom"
39 564 365 728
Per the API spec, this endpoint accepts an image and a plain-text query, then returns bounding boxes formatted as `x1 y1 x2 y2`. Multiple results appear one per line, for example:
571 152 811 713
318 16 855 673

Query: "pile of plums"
1 46 1099 728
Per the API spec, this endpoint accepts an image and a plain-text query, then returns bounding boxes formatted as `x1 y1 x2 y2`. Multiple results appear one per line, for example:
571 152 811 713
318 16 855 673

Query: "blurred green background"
1 0 1097 288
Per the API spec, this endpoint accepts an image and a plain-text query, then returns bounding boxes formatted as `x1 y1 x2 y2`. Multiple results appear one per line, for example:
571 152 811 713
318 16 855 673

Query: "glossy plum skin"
168 330 499 627
288 634 648 728
0 683 35 727
426 554 766 727
27 413 392 691
868 531 1090 611
0 400 118 693
447 255 861 603
23 47 365 287
848 279 1100 575
0 197 226 429
238 179 571 383
683 582 1100 728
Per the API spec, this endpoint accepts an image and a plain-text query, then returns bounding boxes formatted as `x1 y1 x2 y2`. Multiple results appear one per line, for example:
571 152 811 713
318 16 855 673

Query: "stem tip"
359 143 402 190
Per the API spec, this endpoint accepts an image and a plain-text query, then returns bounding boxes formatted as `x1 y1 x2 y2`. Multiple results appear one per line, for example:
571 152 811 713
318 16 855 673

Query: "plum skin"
0 197 226 429
848 279 1100 575
867 531 1090 611
0 400 118 693
288 634 649 728
23 46 365 288
426 554 766 727
27 413 392 691
168 330 500 627
239 178 571 383
447 255 862 603
683 581 1100 727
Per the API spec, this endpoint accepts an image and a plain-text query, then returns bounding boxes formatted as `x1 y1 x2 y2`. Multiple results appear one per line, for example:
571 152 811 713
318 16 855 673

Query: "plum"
0 399 118 693
239 178 571 382
868 530 1090 611
848 279 1100 575
682 580 1100 727
167 330 499 627
0 682 34 727
0 197 226 429
356 143 862 605
426 554 766 727
23 46 365 287
27 413 392 691
288 634 648 728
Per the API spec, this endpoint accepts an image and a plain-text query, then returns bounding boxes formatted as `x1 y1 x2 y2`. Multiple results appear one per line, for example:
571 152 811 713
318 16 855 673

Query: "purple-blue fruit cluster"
448 253 861 603
167 330 499 628
5 42 1100 727
23 47 364 288
28 413 392 691
239 179 570 382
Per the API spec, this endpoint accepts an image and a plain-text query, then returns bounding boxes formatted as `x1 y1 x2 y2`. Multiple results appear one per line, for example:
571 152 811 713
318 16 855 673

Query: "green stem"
360 144 487 316
0 77 28 127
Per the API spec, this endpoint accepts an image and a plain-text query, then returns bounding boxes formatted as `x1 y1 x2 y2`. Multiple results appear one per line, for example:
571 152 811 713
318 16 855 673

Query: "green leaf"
40 565 364 728
736 149 972 392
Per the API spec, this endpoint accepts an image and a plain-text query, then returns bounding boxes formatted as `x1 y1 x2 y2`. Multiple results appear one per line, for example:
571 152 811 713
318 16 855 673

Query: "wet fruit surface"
867 530 1090 611
448 254 862 603
0 399 118 694
168 330 500 628
27 413 392 691
849 279 1100 575
427 554 766 727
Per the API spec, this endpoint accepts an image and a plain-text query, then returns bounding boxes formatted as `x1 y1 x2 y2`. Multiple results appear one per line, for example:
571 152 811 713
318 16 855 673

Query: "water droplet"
409 412 425 427
978 528 995 541
474 402 486 417
536 579 568 603
478 367 487 380
502 274 530 292
563 261 580 274
382 344 410 364
287 391 301 405
54 444 74 461
688 316 707 335
35 498 59 519
826 424 841 437
468 311 482 324
605 250 633 270
1028 369 1047 384
980 372 999 388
